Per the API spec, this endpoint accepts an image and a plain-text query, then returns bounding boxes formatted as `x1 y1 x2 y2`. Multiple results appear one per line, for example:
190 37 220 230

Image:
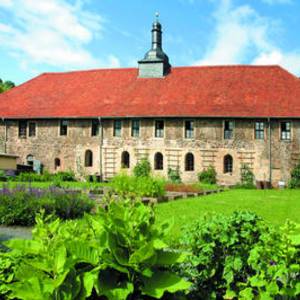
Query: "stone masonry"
0 118 299 186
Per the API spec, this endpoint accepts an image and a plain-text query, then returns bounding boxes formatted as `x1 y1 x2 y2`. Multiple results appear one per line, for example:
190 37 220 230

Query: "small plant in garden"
0 198 191 300
289 162 300 188
238 163 255 189
111 173 165 198
176 211 300 300
133 157 151 177
0 185 94 226
198 165 217 184
168 167 182 184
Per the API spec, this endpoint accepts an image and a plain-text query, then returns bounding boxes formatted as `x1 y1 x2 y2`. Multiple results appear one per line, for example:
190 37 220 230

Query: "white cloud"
0 0 120 71
261 0 292 4
193 0 300 75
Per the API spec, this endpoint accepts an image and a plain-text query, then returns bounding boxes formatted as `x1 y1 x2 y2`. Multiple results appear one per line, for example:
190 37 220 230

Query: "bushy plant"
111 173 165 198
133 158 151 178
177 211 300 299
198 166 217 184
0 185 94 226
12 170 76 182
237 164 255 189
168 167 182 184
0 198 191 300
289 162 300 188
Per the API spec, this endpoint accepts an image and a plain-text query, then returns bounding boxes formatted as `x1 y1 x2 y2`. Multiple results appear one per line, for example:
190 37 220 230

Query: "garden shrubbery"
0 198 190 300
198 165 217 184
133 158 151 177
177 211 300 300
168 167 182 184
234 164 256 189
10 170 76 182
289 162 300 188
0 185 94 226
111 173 165 198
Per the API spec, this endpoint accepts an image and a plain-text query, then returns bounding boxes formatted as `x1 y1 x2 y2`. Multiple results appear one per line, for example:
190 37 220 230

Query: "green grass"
0 181 110 189
155 189 300 241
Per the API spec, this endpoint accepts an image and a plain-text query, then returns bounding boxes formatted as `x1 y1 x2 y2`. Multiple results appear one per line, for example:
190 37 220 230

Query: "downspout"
268 117 272 186
2 118 7 153
98 117 103 181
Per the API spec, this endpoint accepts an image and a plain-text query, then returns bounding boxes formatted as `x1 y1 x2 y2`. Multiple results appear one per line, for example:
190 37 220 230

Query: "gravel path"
0 226 32 242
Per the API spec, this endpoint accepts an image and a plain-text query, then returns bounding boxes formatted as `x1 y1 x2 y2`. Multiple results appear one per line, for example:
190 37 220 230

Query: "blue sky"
0 0 300 84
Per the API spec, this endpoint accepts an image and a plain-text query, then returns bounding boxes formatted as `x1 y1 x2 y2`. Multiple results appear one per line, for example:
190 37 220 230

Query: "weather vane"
155 12 159 22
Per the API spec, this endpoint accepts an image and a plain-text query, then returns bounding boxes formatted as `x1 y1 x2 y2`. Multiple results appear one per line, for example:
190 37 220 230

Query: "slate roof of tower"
1 65 300 119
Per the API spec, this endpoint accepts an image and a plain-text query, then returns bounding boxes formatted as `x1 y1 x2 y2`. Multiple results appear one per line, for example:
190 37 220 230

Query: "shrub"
198 166 217 184
0 185 94 226
111 173 165 198
238 164 255 189
168 167 182 184
289 162 300 188
0 198 191 300
11 170 76 182
177 211 300 300
133 158 151 177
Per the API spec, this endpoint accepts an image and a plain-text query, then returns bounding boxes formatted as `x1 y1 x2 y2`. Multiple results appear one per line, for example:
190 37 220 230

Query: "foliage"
11 170 77 182
0 170 8 182
177 211 300 299
0 78 15 93
198 166 217 184
167 167 182 184
0 185 94 226
236 164 255 189
133 158 151 178
111 173 165 198
289 162 300 188
0 198 191 300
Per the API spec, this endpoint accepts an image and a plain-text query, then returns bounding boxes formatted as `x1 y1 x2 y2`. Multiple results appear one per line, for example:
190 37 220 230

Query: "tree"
0 78 15 93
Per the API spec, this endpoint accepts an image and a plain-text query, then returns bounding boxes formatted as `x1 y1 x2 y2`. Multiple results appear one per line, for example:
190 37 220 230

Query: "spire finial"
155 12 159 22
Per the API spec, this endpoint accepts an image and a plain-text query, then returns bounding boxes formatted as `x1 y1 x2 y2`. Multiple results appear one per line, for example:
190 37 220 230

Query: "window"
224 155 233 174
91 120 99 136
185 153 194 171
85 150 93 167
18 121 27 138
185 120 194 139
60 120 68 136
131 119 140 137
224 120 234 139
281 121 291 140
155 120 164 138
28 122 36 137
255 121 264 140
121 151 130 168
26 154 34 166
114 120 122 137
54 158 61 170
154 152 163 170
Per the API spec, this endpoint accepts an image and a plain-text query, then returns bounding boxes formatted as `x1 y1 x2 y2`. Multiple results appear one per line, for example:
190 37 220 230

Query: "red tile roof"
1 65 300 119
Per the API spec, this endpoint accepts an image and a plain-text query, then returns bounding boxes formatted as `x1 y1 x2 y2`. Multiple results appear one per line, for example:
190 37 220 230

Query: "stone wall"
1 118 299 185
0 120 5 153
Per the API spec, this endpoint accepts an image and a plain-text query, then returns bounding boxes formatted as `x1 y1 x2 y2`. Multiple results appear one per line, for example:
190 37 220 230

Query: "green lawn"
155 189 300 240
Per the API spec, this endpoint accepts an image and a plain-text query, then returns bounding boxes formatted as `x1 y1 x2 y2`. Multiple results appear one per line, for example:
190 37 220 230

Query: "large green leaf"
141 271 191 299
5 239 43 255
156 250 187 265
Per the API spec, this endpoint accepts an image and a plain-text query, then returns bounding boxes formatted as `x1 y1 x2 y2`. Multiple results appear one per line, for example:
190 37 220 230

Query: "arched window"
185 153 194 171
154 152 163 170
224 155 233 174
26 154 34 166
85 150 93 167
54 158 61 170
121 151 130 168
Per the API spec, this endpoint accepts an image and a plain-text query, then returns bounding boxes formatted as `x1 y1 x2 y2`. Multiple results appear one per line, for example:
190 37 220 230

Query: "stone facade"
0 118 299 185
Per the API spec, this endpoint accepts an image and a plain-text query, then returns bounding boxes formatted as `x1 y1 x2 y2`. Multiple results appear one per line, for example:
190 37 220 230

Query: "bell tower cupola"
138 13 171 78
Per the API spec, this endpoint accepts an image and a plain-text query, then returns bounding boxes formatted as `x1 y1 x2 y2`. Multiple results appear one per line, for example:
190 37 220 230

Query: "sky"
0 0 300 84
